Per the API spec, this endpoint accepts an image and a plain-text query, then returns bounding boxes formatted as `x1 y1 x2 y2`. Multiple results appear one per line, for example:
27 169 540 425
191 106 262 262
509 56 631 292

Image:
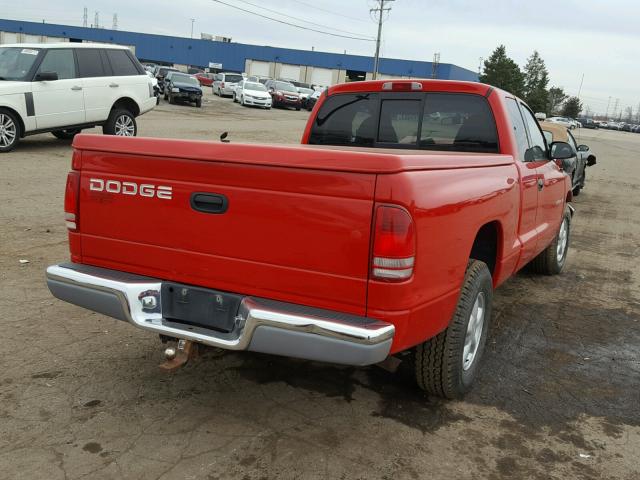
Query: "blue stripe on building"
0 18 478 81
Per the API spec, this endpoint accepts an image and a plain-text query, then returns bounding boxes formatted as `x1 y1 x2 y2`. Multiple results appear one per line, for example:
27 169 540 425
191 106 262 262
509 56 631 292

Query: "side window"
419 93 498 153
505 98 529 161
542 130 553 145
75 49 107 78
105 49 138 76
520 104 547 161
36 49 76 79
378 99 420 145
308 93 377 146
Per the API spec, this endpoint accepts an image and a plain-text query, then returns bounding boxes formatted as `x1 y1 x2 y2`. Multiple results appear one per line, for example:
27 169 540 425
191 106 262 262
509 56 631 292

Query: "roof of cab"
328 79 494 97
2 43 129 50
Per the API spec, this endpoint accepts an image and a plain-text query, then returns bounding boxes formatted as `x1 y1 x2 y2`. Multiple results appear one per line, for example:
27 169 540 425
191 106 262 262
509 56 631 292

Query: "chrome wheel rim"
556 218 568 263
462 291 485 371
114 115 135 136
0 113 17 147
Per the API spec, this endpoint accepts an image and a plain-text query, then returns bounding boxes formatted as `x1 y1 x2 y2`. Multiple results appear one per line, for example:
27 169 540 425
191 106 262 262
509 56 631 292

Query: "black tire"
195 98 202 108
0 109 21 152
168 94 175 104
233 93 237 103
164 91 168 100
51 129 81 140
528 205 571 275
571 172 581 196
296 106 301 111
414 260 493 399
103 109 137 137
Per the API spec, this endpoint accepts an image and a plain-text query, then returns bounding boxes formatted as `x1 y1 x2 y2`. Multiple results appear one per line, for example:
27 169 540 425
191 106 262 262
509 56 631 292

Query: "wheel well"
470 222 499 278
111 97 140 117
0 106 26 138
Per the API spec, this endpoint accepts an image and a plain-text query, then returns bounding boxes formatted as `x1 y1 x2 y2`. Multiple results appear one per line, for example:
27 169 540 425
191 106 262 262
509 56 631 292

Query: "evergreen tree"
547 87 567 116
479 45 524 97
522 51 549 113
561 97 582 118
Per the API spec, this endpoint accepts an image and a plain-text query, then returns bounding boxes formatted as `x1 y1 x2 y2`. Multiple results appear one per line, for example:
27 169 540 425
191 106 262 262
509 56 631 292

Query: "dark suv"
264 80 302 110
163 72 203 107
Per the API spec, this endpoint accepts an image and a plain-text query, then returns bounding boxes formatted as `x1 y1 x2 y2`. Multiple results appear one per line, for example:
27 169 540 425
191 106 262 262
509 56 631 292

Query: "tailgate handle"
190 193 228 214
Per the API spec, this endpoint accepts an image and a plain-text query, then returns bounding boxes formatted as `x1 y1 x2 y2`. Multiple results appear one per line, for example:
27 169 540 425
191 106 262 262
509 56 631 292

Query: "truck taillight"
64 171 80 231
381 81 423 92
371 206 415 281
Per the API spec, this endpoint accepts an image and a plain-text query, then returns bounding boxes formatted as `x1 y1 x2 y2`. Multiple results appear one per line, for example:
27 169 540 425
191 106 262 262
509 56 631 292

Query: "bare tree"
624 106 633 123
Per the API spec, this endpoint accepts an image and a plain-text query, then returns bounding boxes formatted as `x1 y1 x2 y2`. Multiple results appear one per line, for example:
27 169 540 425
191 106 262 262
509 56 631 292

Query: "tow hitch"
159 339 199 372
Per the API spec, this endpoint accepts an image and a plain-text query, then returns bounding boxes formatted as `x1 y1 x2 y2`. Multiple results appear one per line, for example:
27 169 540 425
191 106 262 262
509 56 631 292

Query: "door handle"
190 192 228 214
537 178 544 191
71 86 83 91
109 83 119 88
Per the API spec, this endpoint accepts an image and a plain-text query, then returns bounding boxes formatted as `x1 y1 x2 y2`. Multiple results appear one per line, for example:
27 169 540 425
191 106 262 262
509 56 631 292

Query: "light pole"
371 0 395 80
190 18 195 39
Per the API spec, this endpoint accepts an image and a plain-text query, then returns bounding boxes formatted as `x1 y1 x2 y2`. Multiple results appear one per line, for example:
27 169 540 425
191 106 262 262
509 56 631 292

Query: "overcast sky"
7 0 638 116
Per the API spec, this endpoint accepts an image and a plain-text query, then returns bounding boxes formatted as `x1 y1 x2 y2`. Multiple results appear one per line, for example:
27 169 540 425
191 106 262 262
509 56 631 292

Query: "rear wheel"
0 110 20 152
195 98 202 108
529 205 571 275
103 109 137 137
414 260 493 399
52 129 81 140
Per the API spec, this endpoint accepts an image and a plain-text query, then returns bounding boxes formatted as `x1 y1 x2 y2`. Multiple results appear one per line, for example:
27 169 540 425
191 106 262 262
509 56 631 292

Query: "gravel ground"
0 92 638 480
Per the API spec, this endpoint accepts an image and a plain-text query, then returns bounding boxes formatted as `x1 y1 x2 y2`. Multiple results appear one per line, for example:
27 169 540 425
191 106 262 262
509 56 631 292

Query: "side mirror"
549 141 574 160
577 144 589 152
35 71 58 81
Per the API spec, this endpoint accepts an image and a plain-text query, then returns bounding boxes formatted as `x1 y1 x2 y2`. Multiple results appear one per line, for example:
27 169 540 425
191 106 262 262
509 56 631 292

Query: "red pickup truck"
47 80 575 398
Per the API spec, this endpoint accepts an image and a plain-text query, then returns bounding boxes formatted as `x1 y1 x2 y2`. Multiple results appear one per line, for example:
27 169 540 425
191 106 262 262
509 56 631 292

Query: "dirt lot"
1 91 638 480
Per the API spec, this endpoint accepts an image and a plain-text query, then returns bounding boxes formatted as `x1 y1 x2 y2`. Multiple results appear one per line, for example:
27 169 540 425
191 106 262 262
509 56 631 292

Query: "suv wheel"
0 110 20 152
103 109 137 137
52 129 81 140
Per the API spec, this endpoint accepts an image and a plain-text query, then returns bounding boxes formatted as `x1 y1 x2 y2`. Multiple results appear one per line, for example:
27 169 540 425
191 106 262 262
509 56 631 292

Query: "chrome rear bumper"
46 263 394 366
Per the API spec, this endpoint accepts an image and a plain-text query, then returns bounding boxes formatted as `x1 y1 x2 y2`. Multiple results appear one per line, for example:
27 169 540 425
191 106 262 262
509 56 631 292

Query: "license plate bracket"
161 282 242 333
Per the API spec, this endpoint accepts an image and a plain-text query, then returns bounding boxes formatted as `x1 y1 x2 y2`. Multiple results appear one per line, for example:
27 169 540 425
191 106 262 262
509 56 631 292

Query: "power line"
231 0 373 37
286 0 369 23
211 0 375 41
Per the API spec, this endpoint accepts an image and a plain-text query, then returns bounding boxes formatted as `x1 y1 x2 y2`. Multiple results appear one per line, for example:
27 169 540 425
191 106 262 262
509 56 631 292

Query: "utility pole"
577 73 584 100
605 96 611 119
112 13 118 30
478 57 483 76
370 0 395 80
94 11 99 29
432 52 440 79
612 98 620 119
82 7 88 28
190 18 195 39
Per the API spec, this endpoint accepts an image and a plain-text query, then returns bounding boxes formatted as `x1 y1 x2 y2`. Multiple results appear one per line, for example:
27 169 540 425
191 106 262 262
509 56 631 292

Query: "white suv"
0 43 157 152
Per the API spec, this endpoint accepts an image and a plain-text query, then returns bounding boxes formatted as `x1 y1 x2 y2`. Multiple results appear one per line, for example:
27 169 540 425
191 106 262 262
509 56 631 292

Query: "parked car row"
599 121 640 132
205 72 324 111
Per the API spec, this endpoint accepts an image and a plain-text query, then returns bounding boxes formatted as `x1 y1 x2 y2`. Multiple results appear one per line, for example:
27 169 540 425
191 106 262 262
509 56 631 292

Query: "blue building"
0 18 478 86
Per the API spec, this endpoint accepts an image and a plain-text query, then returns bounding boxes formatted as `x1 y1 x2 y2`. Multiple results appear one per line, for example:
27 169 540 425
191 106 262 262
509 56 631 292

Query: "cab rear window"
309 92 499 153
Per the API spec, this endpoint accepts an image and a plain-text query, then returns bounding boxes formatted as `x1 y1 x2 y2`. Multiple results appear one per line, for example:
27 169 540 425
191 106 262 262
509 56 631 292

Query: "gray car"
212 72 244 97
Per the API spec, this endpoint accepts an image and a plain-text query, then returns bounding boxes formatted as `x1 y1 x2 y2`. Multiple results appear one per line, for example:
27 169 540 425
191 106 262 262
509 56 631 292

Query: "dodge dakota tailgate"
71 135 378 315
